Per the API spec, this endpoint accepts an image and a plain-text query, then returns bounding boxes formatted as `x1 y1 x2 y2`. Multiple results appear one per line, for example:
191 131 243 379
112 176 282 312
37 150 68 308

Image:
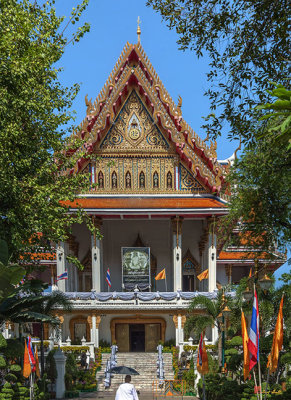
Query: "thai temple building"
17 31 284 356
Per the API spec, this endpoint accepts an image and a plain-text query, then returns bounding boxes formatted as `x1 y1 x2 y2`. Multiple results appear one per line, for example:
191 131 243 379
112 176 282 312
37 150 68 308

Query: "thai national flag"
248 289 259 371
27 336 36 372
57 270 68 281
106 268 111 287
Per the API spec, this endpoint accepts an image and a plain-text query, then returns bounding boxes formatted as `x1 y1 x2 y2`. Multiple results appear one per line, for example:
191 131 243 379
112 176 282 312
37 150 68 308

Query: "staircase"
96 352 174 396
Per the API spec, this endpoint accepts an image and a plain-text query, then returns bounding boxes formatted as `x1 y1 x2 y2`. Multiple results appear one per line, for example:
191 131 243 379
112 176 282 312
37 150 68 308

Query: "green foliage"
13 382 29 400
44 349 57 383
65 353 78 390
0 0 91 258
0 333 7 349
9 364 22 373
147 0 290 143
256 84 291 149
225 132 290 249
0 355 6 368
99 339 110 348
2 339 24 360
61 346 89 353
4 372 17 383
0 382 14 399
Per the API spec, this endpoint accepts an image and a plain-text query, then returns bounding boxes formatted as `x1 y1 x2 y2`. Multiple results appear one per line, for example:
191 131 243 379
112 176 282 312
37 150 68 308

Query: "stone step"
96 351 174 393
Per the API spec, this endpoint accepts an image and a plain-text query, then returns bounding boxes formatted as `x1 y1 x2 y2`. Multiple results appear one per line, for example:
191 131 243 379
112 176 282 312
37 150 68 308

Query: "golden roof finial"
137 16 141 44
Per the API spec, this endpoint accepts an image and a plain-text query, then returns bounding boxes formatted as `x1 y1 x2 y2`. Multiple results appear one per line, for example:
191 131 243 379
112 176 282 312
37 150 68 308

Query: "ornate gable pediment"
70 42 227 195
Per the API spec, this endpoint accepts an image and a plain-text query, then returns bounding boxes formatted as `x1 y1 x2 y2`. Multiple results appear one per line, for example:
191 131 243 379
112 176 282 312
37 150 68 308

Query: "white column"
91 218 102 292
172 217 183 292
211 326 219 345
54 348 66 399
208 232 217 292
173 316 179 347
56 242 66 292
92 315 101 347
95 316 100 348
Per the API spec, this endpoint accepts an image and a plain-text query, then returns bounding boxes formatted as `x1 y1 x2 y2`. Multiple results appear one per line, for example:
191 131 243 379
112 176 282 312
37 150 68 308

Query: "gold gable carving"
100 90 169 153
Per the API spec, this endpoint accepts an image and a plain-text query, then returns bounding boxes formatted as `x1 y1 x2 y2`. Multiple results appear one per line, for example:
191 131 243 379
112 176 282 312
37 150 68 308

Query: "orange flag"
155 268 166 281
241 310 250 380
22 340 31 378
197 269 209 281
267 296 284 374
248 268 252 278
34 346 40 378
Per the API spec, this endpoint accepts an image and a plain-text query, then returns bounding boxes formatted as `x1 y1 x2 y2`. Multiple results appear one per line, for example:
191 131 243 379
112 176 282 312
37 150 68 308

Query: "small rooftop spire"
137 16 141 44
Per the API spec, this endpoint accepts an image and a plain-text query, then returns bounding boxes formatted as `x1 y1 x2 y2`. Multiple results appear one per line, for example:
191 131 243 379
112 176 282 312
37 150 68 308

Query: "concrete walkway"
78 392 198 400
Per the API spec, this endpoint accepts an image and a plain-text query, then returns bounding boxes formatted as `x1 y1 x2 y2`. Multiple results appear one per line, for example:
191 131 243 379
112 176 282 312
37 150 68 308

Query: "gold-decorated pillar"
172 217 183 291
91 217 103 292
208 217 217 292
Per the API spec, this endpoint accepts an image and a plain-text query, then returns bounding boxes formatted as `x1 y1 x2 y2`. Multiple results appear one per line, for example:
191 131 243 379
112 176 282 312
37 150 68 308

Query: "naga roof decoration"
68 42 227 194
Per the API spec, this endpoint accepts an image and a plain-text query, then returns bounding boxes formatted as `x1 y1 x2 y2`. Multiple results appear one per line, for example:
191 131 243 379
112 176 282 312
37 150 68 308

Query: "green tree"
147 0 290 142
185 290 239 366
30 291 72 377
0 0 92 258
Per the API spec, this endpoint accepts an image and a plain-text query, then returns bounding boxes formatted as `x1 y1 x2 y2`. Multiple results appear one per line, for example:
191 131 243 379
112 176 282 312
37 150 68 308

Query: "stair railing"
156 344 165 386
104 344 118 388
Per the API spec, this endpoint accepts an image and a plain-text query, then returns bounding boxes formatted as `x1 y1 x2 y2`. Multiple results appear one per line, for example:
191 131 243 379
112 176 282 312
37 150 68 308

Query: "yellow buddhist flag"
241 310 250 380
155 268 166 281
34 346 40 379
22 340 31 378
197 269 209 281
267 296 284 374
248 268 252 278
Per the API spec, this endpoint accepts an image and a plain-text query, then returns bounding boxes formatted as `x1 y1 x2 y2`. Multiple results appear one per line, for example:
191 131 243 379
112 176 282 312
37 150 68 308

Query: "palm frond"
189 295 217 318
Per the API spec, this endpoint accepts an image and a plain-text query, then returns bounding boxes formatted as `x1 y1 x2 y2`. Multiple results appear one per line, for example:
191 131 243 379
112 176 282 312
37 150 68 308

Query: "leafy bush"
44 349 57 383
2 339 24 360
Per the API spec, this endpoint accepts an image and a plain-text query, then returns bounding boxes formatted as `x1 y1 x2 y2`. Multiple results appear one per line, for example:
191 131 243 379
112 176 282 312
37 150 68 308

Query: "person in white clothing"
115 375 139 400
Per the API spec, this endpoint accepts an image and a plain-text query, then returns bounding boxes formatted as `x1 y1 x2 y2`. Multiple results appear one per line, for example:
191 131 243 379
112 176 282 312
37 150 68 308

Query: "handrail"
104 344 118 388
156 344 165 386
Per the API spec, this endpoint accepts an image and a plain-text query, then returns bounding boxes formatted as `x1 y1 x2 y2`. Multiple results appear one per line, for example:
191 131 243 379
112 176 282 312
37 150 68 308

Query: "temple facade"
27 40 283 355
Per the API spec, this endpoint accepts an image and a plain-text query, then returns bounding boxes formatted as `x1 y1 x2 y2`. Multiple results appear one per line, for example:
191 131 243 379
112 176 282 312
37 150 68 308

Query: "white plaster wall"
182 219 203 262
102 219 172 291
232 265 249 284
72 222 91 263
217 265 228 286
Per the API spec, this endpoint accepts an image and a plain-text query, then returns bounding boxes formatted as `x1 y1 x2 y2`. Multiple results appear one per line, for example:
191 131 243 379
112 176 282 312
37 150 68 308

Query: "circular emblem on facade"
129 127 140 140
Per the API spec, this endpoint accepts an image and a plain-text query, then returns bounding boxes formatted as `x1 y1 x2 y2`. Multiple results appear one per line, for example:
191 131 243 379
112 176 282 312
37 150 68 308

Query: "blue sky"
54 0 289 284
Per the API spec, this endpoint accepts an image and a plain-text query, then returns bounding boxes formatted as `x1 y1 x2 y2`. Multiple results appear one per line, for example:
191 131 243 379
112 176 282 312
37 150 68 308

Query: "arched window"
139 171 145 188
153 171 159 188
167 171 172 188
125 171 131 189
98 171 104 188
112 171 117 189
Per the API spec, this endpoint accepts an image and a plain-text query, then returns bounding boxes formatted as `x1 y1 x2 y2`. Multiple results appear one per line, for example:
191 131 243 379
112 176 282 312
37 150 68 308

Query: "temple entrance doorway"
130 324 145 352
114 319 164 352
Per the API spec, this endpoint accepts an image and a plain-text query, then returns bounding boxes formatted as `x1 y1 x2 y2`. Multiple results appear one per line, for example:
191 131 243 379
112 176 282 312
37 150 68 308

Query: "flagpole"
258 358 263 400
202 375 206 400
30 372 33 400
253 370 260 400
165 270 168 292
264 368 270 400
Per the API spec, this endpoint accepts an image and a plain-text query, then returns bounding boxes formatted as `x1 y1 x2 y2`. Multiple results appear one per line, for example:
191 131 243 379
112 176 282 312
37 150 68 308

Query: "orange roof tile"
62 197 227 210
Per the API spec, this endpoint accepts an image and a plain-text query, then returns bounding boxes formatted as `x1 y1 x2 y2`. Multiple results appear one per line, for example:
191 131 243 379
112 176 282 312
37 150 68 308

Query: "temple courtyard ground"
77 393 198 400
